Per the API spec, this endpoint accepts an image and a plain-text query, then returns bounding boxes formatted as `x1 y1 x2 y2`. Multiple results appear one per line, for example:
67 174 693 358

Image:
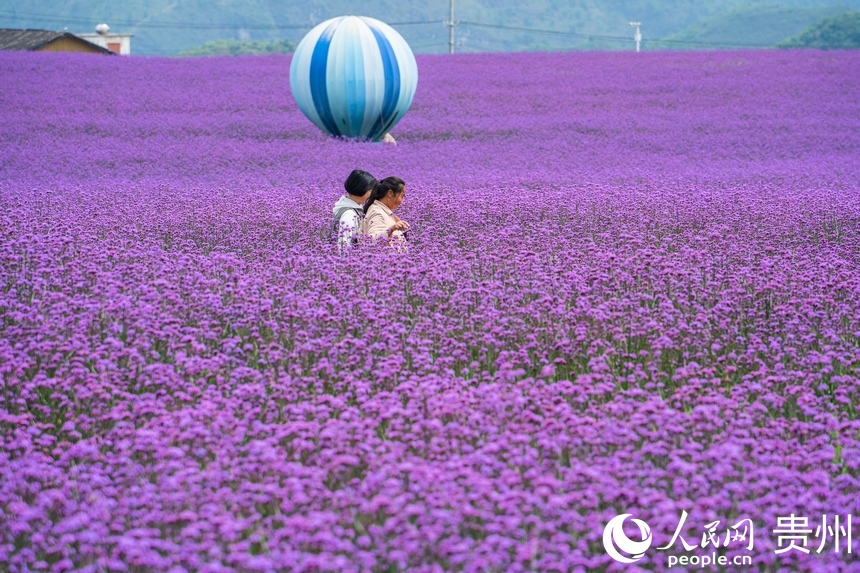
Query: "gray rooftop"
0 29 113 53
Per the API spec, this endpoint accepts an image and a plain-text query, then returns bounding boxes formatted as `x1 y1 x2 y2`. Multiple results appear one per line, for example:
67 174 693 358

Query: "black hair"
344 169 378 198
363 176 405 214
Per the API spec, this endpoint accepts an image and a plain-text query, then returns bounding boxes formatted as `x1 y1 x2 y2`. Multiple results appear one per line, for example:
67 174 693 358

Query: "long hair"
363 176 405 214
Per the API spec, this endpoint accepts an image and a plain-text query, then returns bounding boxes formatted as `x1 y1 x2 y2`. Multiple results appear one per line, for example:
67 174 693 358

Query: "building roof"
0 29 114 53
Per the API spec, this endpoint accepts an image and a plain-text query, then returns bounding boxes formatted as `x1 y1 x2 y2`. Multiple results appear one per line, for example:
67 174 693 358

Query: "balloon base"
325 132 397 145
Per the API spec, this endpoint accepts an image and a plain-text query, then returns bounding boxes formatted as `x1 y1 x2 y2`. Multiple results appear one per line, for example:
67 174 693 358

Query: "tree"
779 11 860 49
178 38 295 56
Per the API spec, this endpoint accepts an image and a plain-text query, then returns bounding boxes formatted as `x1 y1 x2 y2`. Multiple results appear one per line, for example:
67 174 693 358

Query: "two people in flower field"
330 169 410 250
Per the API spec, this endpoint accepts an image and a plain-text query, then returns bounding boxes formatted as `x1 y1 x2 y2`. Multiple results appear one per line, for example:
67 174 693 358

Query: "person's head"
344 169 377 203
364 176 406 214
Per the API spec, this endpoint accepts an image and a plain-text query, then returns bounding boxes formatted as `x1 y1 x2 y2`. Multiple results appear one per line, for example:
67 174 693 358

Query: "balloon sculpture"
290 16 418 142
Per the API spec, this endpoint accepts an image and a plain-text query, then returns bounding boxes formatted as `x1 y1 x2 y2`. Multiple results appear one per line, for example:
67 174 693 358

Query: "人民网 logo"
603 514 653 563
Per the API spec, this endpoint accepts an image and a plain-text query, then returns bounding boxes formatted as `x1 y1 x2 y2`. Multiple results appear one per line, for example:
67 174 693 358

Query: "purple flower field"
1 49 860 572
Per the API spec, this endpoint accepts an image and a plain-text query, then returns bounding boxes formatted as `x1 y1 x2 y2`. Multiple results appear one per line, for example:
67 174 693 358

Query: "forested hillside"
662 4 850 48
779 10 860 47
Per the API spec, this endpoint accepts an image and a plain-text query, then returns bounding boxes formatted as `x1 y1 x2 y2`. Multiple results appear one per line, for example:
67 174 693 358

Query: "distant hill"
2 1 860 55
779 10 860 46
179 38 295 57
660 4 853 49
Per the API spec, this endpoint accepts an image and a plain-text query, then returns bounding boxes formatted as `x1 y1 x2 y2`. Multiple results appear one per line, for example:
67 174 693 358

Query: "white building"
78 23 132 55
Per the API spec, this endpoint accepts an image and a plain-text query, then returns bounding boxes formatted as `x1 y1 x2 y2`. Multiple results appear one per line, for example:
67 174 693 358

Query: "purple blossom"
0 49 859 571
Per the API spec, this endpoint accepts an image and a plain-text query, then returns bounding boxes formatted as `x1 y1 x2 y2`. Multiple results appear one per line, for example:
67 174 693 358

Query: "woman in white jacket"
361 176 410 249
331 169 377 249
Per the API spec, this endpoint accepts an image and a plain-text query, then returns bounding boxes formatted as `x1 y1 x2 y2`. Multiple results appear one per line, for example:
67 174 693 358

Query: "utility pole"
446 0 456 54
629 21 642 52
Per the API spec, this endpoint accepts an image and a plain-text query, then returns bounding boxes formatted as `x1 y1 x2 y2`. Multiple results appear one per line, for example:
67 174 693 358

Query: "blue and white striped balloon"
289 16 418 142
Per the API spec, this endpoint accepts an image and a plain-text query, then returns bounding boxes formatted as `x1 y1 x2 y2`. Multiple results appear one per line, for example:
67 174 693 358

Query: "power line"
409 42 450 51
0 10 437 31
0 11 305 29
462 21 779 49
460 21 631 43
642 37 774 48
0 8 780 51
461 21 777 49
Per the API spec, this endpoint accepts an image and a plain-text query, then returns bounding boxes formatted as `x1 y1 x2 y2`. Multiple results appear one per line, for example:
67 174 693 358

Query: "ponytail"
363 176 405 214
362 182 385 214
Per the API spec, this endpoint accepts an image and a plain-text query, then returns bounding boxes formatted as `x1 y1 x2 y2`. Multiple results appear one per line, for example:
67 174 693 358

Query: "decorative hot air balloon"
289 16 418 142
